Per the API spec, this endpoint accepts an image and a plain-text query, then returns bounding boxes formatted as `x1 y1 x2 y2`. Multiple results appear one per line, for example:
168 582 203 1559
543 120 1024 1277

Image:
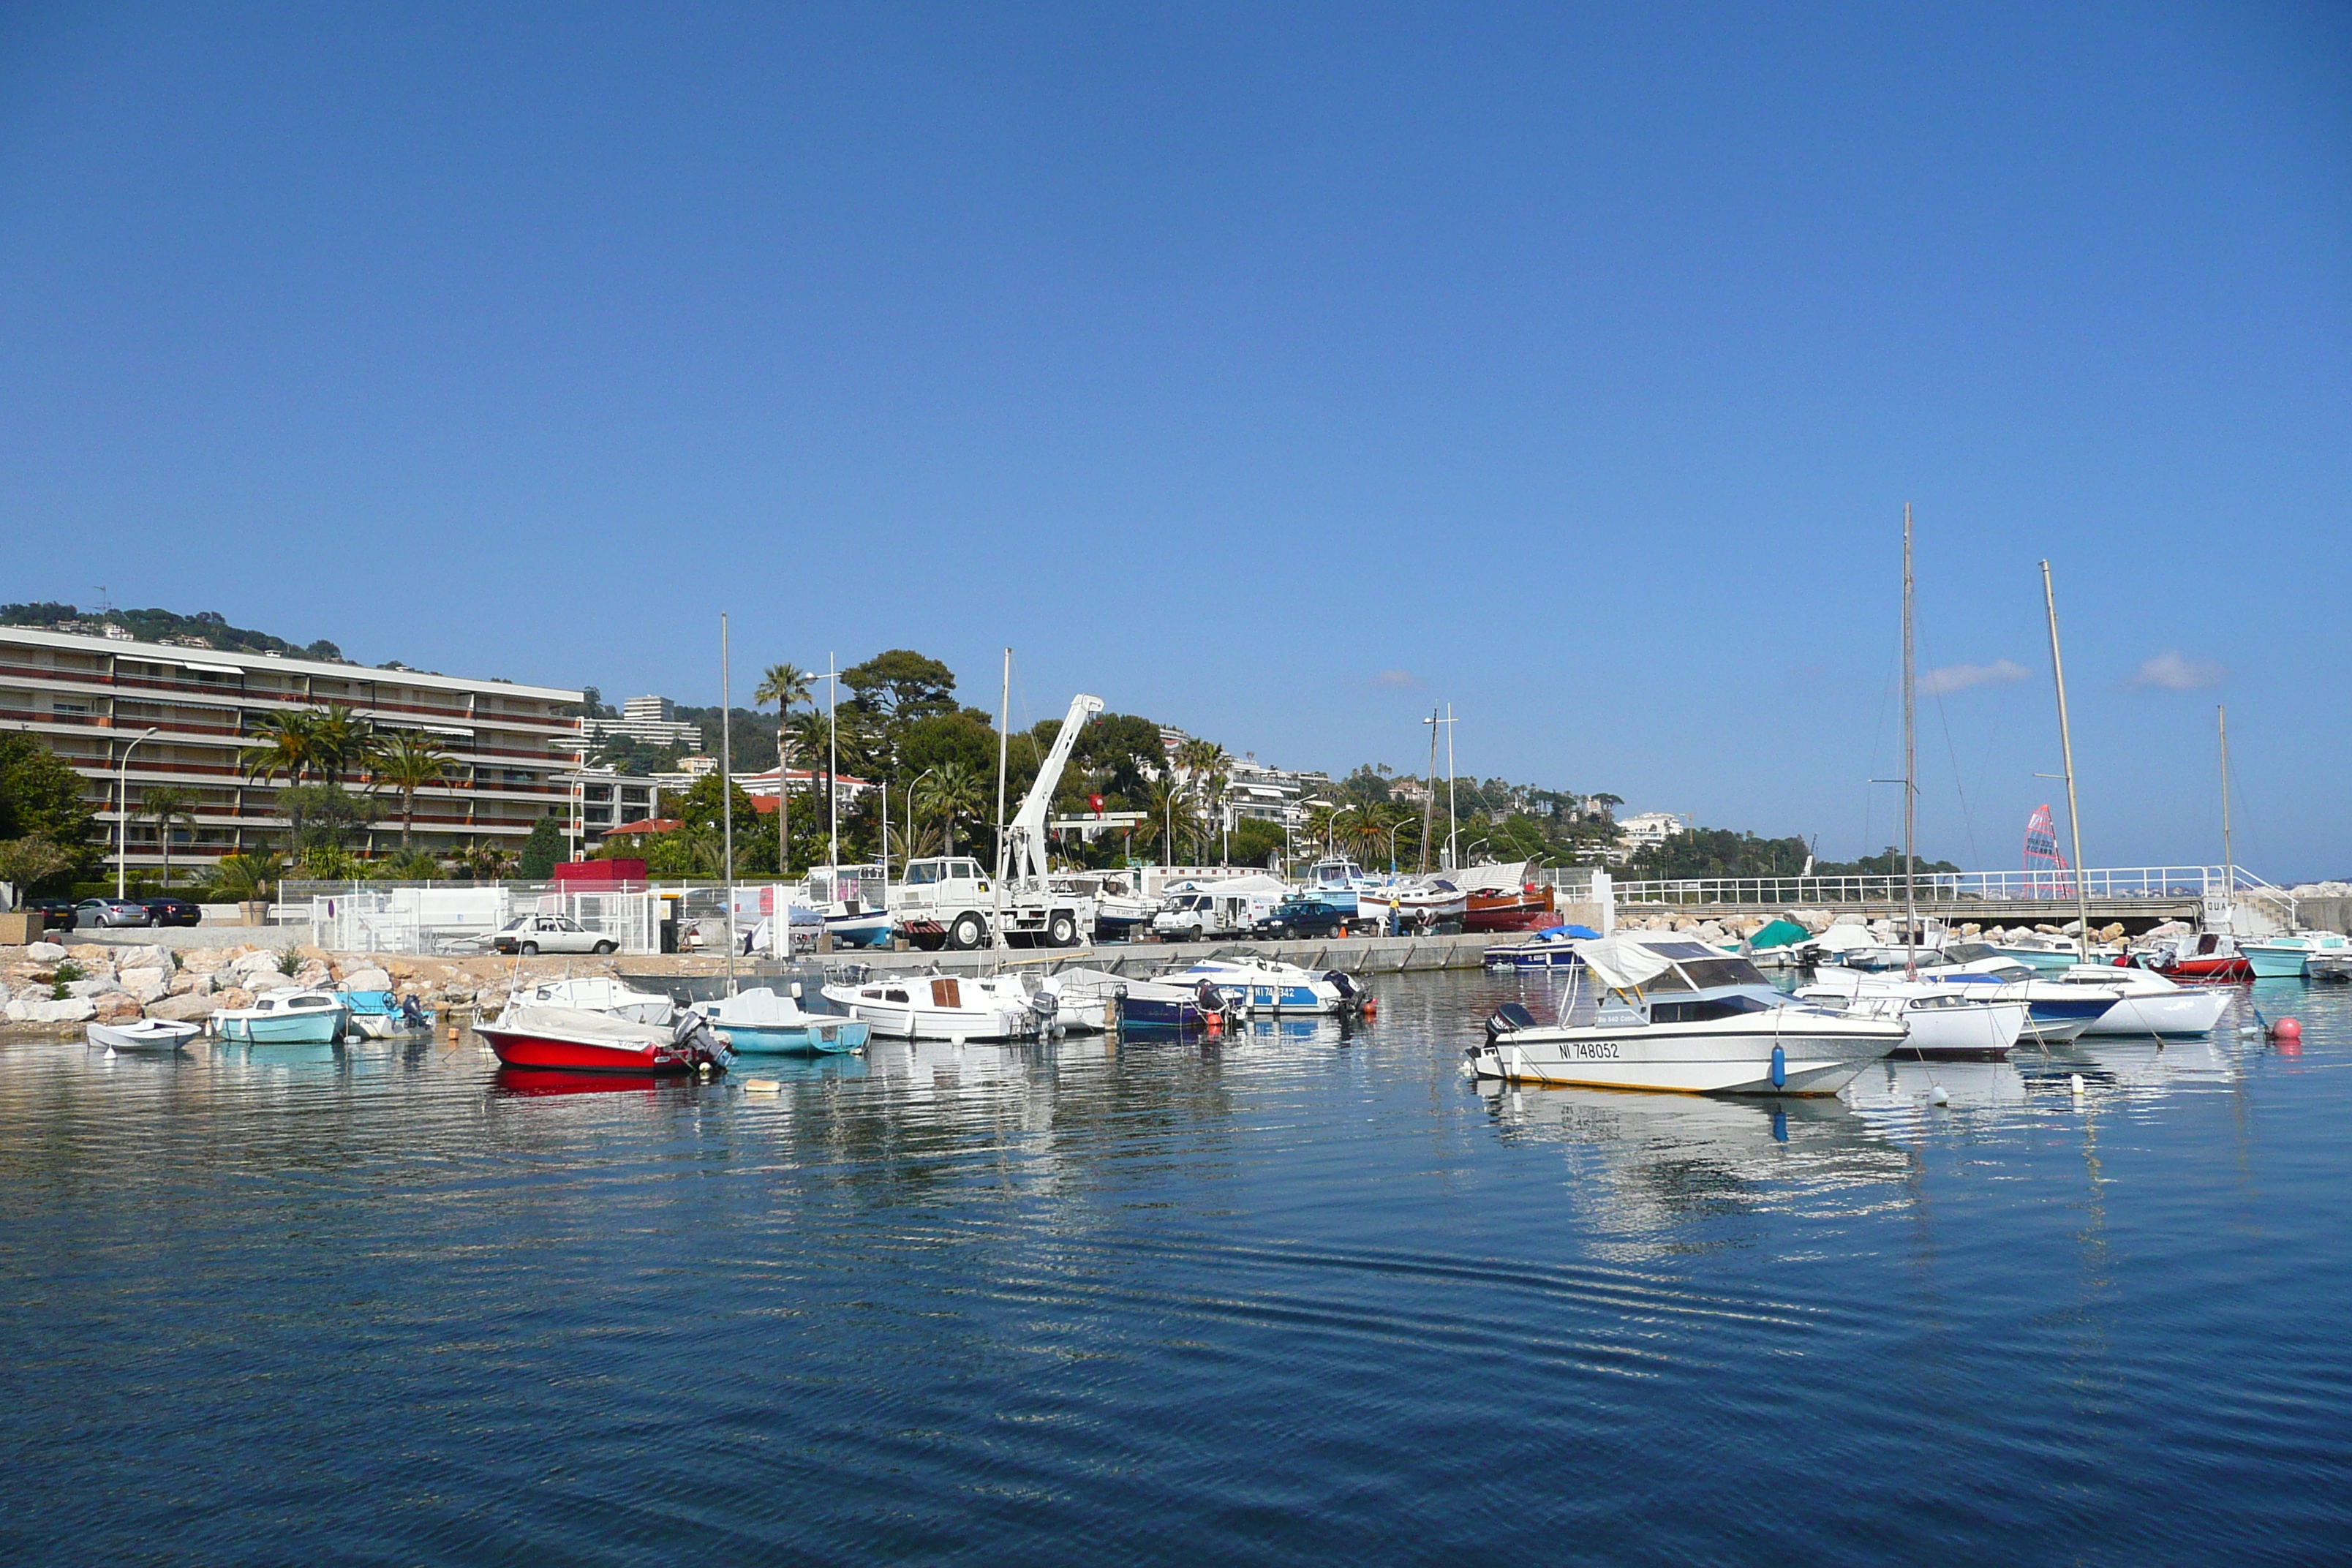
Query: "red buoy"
2272 1017 2302 1052
1361 999 1377 1018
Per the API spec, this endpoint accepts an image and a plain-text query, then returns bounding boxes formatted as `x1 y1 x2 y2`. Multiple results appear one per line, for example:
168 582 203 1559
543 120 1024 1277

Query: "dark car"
1253 894 1351 941
140 896 202 927
27 898 78 932
75 896 152 929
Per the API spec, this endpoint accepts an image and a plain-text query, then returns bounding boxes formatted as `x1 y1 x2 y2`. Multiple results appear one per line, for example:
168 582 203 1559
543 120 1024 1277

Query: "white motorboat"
691 987 870 1054
1810 944 2117 1045
1357 875 1469 930
87 1018 201 1053
510 976 677 1026
821 971 1052 1041
802 864 898 949
1794 982 2029 1058
1033 967 1130 1033
1469 935 1902 1096
2042 965 2231 1036
211 987 352 1044
1162 956 1362 1015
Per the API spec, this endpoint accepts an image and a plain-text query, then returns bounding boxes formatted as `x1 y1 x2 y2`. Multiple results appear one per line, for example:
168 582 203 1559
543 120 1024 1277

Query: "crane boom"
1006 692 1105 885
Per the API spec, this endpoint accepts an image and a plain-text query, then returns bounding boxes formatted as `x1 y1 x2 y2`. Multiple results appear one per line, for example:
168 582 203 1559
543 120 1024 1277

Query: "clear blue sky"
4 4 2345 875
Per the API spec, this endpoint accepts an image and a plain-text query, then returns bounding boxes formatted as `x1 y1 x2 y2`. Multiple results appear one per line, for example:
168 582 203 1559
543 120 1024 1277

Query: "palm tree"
1139 775 1201 864
307 704 377 786
370 731 453 847
1172 739 1229 863
214 847 284 904
137 785 200 887
785 708 832 859
754 663 813 874
240 710 322 785
916 763 987 859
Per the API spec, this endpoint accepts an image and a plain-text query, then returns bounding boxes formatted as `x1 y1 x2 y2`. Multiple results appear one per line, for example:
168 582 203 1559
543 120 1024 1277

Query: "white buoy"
2070 1073 2085 1097
742 1077 781 1094
1931 1085 1949 1106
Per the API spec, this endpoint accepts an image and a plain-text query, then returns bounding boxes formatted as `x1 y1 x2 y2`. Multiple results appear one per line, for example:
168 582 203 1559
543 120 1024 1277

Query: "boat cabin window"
861 988 883 999
1676 957 1768 990
1943 943 1998 965
255 1000 274 1011
886 989 909 1003
1650 995 1774 1023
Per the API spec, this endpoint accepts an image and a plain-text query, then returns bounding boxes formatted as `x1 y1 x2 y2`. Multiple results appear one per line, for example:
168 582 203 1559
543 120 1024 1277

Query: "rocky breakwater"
0 943 649 1034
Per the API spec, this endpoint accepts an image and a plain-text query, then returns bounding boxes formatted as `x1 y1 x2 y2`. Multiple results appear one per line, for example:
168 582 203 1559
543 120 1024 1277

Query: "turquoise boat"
2242 931 2352 979
211 987 351 1044
693 987 869 1055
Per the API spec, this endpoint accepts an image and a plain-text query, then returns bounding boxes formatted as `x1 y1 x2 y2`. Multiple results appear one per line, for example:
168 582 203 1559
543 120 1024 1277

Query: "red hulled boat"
1464 883 1556 933
476 1004 730 1074
2144 933 2254 984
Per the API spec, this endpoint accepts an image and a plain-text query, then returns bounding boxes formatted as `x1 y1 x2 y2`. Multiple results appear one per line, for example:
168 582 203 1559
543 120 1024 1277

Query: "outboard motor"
1194 981 1229 1022
1030 990 1060 1036
1485 1001 1537 1044
674 1012 732 1070
1323 970 1358 1005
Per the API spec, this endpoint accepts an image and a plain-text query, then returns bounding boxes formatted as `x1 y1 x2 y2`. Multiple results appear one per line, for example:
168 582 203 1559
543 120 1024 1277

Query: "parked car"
27 898 78 932
1253 894 1351 941
76 896 152 928
140 895 203 927
491 913 617 956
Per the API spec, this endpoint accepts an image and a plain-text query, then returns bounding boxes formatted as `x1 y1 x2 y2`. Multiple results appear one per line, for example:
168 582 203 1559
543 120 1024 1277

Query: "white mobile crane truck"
889 692 1104 950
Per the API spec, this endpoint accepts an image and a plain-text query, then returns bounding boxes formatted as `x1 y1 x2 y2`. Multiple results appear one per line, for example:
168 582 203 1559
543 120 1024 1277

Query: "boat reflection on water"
491 1066 686 1098
1474 1079 1915 1245
1842 1031 2243 1124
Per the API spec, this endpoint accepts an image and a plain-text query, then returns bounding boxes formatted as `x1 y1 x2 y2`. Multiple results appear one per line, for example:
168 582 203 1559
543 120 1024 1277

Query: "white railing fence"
304 881 659 956
1611 865 2284 909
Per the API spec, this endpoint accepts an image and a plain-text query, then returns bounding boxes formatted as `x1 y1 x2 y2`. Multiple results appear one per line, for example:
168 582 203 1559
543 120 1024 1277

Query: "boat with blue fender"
1484 924 1603 970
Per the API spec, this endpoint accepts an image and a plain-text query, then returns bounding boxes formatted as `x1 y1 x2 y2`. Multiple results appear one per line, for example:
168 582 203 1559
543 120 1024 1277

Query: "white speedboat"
88 1018 201 1053
2242 930 2352 980
1033 967 1129 1033
1811 944 2117 1045
1484 924 1602 969
510 976 677 1025
1469 936 1902 1095
1162 956 1362 1015
692 987 869 1054
2041 965 2231 1035
1794 982 2029 1059
803 864 898 949
1357 876 1469 930
821 971 1052 1041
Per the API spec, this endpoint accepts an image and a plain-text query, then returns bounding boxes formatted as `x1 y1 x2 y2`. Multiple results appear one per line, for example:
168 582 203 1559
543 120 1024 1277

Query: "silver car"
491 913 615 956
76 897 152 928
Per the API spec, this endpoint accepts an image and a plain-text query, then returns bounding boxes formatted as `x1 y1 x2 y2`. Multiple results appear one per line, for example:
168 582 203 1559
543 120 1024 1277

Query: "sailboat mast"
1420 705 1439 874
826 650 840 867
992 648 1010 954
1445 702 1458 871
2219 704 2234 933
2040 561 2092 961
1902 505 1917 975
722 612 736 996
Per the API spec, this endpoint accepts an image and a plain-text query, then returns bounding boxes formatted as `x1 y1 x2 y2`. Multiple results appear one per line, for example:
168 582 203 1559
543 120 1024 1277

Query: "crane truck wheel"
950 913 986 951
1049 913 1077 947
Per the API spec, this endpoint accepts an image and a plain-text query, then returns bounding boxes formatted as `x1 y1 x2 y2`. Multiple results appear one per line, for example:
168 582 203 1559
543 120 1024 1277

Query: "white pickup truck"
889 856 1090 950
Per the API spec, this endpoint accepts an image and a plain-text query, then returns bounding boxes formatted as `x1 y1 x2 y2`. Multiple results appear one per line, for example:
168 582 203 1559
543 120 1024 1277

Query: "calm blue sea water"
4 971 2349 1565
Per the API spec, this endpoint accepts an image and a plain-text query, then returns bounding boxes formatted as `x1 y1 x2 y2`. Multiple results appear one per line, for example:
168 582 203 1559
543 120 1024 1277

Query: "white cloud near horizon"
1919 659 2029 696
2133 651 2227 690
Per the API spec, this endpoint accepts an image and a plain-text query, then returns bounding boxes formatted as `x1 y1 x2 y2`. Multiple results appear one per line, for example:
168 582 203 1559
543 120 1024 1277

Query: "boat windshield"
1944 943 1999 964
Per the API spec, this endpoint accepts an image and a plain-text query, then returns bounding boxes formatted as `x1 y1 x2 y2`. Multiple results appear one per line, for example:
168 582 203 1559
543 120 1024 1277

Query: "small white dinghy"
88 1018 201 1054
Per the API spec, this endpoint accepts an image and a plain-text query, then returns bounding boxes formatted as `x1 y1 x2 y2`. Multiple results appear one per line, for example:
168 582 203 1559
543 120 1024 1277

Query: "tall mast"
1902 505 1917 976
1445 701 1458 871
826 650 839 867
2218 704 2234 934
2040 561 2092 961
721 612 736 995
992 647 1010 953
1419 704 1439 873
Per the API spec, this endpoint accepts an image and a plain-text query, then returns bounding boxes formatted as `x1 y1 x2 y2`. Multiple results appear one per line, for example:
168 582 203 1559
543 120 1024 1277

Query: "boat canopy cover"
1569 935 1681 990
1534 924 1602 941
1746 919 1811 951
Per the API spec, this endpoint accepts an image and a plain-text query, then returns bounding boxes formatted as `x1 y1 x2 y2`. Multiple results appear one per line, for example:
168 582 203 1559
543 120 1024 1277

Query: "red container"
554 858 647 889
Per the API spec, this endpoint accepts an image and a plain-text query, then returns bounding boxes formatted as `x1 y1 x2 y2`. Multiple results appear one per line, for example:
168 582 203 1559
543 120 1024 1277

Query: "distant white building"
582 694 703 754
1616 811 1689 849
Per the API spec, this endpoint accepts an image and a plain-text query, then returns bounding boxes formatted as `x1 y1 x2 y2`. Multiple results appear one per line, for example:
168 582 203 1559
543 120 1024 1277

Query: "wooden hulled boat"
1464 883 1556 932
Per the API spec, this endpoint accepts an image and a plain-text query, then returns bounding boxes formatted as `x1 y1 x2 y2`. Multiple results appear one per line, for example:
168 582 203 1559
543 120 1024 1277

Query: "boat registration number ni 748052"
1569 1042 1621 1059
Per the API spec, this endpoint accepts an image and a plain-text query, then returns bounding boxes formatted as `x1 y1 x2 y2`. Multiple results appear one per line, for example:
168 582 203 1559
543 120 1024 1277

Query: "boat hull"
1483 943 1583 969
2156 957 2253 983
476 1026 708 1074
88 1019 200 1052
1471 1019 1899 1096
2077 989 2229 1035
214 1011 347 1044
719 1018 870 1055
822 912 897 949
2243 944 2312 979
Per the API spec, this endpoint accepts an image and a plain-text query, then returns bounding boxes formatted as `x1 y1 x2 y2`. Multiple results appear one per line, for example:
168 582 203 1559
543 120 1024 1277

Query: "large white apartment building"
581 694 702 754
0 625 584 877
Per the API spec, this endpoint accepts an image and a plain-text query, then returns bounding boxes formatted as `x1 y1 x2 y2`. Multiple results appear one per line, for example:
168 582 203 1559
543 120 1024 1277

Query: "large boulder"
232 949 290 981
114 944 171 973
24 996 97 1024
178 947 230 974
25 941 67 963
91 991 145 1024
167 968 215 996
293 962 333 988
119 966 171 1003
340 965 393 994
64 975 120 998
146 992 219 1022
213 986 254 1011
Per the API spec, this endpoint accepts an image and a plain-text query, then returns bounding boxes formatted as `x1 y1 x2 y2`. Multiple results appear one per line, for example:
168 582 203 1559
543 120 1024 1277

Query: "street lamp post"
1329 804 1358 860
116 726 160 900
903 768 938 877
1384 821 1407 875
